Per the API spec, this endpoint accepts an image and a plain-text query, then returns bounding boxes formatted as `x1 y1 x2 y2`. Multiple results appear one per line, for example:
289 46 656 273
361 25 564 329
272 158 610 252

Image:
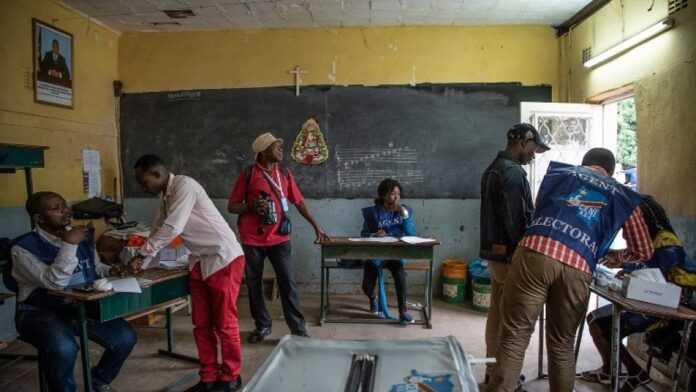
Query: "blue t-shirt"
361 204 416 237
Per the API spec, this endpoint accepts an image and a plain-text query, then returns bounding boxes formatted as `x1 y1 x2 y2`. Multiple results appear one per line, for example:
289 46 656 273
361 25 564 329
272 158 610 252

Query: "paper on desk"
631 268 667 284
400 236 436 244
109 277 142 293
348 237 400 243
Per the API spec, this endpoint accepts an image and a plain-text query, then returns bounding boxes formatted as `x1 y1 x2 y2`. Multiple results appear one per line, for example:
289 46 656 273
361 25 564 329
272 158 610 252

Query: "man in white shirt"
11 192 136 392
128 155 245 392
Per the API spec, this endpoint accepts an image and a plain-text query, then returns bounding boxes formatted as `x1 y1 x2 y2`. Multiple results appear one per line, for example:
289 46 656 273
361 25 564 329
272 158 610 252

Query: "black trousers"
362 260 408 314
243 241 306 334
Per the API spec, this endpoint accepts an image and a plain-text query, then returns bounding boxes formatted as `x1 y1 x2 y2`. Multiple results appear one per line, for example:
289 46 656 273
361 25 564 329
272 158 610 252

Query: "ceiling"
61 0 593 32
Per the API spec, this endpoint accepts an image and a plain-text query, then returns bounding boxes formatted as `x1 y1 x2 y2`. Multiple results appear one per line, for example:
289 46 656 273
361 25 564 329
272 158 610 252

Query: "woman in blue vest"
10 192 136 392
361 178 416 325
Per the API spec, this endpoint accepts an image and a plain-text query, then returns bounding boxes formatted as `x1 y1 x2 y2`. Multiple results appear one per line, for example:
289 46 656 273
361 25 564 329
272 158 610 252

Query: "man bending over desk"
11 192 136 392
128 154 246 392
361 178 416 326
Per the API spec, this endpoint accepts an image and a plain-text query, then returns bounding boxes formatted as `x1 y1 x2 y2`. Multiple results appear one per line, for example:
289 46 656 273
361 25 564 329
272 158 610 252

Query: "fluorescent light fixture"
583 18 674 68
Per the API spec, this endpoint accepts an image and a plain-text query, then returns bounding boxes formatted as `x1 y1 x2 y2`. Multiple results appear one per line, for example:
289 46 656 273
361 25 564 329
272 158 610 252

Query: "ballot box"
244 335 479 392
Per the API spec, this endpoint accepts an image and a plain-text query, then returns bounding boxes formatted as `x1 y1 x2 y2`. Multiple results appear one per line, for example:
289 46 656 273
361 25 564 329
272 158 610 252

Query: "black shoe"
292 330 310 338
219 377 242 392
186 381 216 392
247 327 271 344
368 296 378 314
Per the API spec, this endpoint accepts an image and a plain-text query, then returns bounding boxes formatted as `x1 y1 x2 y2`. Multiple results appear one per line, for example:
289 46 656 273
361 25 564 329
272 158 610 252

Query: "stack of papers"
400 236 436 244
348 237 400 243
108 277 142 293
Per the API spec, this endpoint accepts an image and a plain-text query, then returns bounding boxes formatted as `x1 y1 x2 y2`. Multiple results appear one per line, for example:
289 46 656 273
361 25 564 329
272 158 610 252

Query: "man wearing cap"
489 148 654 392
480 123 549 385
228 132 328 343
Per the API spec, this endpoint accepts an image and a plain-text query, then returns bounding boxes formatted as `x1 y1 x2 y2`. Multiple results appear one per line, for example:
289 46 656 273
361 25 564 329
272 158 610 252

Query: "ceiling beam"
554 0 612 37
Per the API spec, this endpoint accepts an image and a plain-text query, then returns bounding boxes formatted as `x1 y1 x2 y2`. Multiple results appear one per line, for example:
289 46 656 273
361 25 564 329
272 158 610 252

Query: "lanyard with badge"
262 168 289 212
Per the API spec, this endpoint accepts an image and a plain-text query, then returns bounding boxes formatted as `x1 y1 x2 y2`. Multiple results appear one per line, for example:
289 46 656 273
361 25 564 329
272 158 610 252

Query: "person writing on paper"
580 194 685 391
128 155 245 392
10 192 136 392
360 178 416 325
228 132 328 344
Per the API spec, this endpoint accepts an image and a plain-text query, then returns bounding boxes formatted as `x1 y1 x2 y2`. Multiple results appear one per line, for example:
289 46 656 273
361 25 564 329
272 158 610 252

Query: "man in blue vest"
489 148 654 392
11 192 137 392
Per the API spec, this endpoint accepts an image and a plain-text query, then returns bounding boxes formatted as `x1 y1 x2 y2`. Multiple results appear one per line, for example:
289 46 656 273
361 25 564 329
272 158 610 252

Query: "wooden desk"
49 268 192 392
318 237 439 329
590 284 696 392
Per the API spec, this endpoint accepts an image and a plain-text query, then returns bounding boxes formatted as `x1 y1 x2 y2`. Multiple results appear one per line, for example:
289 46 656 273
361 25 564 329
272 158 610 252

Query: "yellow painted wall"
119 25 559 99
559 0 696 216
0 0 120 208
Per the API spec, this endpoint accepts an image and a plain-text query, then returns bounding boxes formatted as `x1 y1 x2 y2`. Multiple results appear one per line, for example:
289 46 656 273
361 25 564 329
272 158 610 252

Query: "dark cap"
507 123 550 152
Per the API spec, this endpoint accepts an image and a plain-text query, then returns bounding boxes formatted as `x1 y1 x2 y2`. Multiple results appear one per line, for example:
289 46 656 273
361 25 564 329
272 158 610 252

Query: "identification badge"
281 197 289 212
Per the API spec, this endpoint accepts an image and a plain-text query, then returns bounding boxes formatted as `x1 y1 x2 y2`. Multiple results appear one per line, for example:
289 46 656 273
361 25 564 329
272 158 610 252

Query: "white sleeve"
139 179 197 257
11 243 80 290
93 250 112 278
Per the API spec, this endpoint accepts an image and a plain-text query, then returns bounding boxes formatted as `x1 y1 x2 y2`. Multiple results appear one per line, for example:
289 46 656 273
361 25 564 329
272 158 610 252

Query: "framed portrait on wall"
32 19 73 108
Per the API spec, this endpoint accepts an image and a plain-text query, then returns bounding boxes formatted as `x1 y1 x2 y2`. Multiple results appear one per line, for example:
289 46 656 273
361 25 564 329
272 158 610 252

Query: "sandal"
578 368 611 385
618 371 651 392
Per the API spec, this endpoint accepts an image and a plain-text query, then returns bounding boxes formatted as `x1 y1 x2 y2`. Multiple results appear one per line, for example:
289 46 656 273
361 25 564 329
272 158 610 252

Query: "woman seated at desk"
360 178 415 326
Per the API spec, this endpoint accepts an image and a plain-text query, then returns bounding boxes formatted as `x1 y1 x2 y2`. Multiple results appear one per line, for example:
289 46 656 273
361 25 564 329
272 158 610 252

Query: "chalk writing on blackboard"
336 145 424 189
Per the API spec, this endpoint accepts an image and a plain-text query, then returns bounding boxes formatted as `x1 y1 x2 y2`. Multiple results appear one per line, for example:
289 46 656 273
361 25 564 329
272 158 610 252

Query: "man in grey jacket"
479 123 549 384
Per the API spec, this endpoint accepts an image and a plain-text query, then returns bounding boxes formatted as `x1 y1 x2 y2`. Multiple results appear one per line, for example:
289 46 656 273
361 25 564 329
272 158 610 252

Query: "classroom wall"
118 25 560 290
119 25 559 97
558 0 696 258
0 0 120 340
0 0 121 208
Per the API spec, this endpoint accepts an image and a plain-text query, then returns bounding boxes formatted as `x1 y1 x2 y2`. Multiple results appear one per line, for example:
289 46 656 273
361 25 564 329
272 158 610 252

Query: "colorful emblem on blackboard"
291 118 329 165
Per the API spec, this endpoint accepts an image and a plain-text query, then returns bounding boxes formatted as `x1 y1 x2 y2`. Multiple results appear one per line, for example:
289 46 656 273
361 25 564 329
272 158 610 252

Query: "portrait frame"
32 18 74 108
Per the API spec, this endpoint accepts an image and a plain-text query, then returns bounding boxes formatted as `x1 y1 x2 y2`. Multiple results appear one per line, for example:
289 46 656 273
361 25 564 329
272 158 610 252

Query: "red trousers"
190 256 245 382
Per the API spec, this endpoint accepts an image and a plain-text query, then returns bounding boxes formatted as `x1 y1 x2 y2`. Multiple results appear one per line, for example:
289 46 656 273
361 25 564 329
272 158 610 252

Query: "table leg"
157 306 198 363
77 303 93 392
319 254 326 326
672 320 695 392
426 257 433 329
610 305 622 392
538 307 545 379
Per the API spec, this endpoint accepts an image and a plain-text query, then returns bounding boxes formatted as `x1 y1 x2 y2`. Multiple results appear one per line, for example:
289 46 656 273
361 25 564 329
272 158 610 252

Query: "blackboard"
121 83 550 199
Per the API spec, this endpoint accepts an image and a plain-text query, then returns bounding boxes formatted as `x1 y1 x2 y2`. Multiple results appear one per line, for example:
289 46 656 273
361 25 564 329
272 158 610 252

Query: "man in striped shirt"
489 148 653 392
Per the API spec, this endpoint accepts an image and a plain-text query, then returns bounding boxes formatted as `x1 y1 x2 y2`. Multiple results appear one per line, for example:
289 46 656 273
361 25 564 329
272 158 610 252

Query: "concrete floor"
0 293 668 392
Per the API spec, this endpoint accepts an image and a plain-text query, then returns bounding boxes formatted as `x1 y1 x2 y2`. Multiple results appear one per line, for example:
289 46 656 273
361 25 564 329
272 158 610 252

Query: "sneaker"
247 327 271 344
185 381 216 392
219 377 242 392
93 385 118 392
399 312 414 326
578 367 611 385
368 297 378 314
619 371 651 392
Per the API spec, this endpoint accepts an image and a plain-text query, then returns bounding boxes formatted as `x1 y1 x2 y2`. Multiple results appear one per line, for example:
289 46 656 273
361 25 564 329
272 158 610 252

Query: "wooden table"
318 237 439 329
49 268 192 392
589 284 696 392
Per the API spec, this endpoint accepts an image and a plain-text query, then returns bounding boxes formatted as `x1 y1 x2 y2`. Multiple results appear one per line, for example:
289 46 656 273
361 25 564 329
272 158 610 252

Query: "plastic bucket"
441 259 468 303
469 258 492 312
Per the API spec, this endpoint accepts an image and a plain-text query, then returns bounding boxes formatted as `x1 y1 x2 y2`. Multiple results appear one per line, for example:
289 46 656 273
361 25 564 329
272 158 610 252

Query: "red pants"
190 256 245 382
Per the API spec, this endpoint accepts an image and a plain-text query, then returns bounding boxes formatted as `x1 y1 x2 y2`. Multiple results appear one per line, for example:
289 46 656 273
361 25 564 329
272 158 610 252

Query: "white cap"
252 132 283 154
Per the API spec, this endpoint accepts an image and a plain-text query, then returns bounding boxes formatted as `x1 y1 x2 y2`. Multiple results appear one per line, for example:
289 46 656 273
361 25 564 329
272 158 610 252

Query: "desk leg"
610 305 622 392
425 257 433 329
538 307 545 379
77 303 93 392
672 320 695 392
157 307 198 363
319 253 326 326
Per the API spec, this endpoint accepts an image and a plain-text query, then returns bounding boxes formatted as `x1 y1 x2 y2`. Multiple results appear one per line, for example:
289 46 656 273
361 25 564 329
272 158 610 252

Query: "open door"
520 102 613 197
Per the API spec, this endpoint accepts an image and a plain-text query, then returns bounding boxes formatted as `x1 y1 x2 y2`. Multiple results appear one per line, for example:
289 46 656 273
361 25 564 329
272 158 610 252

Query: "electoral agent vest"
13 230 97 309
526 161 641 272
362 205 416 238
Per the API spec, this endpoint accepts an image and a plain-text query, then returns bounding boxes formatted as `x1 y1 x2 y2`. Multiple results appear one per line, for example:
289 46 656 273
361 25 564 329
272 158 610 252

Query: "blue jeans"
15 306 137 392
